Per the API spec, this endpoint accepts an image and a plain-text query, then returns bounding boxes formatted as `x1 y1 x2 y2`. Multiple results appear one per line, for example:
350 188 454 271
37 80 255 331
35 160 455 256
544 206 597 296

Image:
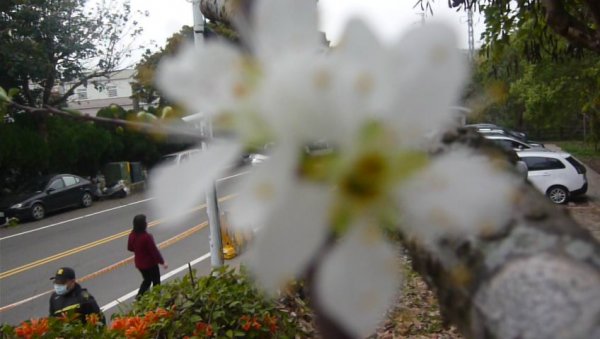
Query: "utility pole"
467 7 475 62
191 0 224 268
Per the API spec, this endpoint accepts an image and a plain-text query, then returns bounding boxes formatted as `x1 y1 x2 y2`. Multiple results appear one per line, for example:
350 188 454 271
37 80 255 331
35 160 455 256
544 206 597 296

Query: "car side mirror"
46 188 55 194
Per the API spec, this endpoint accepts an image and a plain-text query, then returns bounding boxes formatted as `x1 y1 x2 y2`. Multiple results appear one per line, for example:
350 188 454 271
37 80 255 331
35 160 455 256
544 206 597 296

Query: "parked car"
517 150 588 204
159 149 201 166
466 123 528 139
483 134 545 152
466 124 544 147
0 174 95 224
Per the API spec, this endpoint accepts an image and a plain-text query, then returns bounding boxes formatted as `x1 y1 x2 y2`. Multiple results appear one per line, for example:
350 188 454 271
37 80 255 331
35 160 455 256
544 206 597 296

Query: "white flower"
148 141 241 221
316 221 402 338
397 148 519 248
156 42 250 116
228 143 299 231
149 0 517 337
247 183 332 292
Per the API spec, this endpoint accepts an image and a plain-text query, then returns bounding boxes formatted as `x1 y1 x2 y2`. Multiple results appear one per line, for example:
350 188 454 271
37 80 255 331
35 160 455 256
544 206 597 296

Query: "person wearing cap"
128 214 168 298
49 267 105 324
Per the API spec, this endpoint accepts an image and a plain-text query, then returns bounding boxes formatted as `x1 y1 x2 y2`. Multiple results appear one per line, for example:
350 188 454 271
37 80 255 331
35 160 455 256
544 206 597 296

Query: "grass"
552 141 600 158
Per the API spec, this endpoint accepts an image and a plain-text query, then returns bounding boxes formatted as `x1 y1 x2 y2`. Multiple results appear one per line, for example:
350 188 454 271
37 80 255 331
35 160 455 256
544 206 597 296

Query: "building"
61 69 135 116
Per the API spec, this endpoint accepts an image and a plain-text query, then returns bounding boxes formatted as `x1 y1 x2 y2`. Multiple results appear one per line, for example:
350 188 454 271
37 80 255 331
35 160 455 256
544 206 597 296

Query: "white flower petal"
248 183 332 292
149 141 241 220
397 148 518 246
259 54 364 147
229 143 298 231
378 24 468 144
156 43 246 115
253 0 321 63
335 19 383 63
316 222 402 338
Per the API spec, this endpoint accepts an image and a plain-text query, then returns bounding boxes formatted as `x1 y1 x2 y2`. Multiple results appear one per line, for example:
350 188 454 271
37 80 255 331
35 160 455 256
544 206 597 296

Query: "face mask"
54 284 68 295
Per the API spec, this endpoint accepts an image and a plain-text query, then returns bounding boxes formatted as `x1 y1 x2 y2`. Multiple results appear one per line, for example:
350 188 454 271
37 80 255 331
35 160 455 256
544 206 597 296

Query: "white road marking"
100 252 211 312
0 171 249 241
0 198 154 241
216 171 249 182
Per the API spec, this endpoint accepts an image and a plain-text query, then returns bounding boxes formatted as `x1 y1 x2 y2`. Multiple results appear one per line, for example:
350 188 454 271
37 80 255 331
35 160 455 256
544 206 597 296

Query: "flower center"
340 152 388 203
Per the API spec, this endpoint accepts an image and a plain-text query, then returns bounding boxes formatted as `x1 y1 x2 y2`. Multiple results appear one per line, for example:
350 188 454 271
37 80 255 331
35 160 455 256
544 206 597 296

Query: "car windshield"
17 176 50 193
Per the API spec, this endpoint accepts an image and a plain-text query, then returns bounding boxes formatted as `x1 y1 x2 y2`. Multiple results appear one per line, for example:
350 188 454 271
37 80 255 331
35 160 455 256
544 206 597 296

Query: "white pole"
191 0 224 268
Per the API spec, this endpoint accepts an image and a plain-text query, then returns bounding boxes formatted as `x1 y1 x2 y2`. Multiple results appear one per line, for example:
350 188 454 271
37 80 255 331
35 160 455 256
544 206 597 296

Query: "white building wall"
62 69 136 116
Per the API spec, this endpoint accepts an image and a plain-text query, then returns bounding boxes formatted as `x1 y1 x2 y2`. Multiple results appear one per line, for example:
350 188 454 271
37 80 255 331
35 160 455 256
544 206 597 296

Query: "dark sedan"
0 174 94 224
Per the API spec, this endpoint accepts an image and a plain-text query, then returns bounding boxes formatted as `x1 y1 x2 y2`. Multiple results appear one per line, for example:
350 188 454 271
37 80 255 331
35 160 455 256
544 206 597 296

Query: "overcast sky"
125 0 484 58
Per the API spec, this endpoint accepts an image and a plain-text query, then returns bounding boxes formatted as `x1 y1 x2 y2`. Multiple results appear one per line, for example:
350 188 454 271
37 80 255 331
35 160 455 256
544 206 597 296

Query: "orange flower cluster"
58 312 79 323
110 308 172 339
240 315 262 332
15 318 49 339
85 313 102 326
263 314 278 334
187 321 213 338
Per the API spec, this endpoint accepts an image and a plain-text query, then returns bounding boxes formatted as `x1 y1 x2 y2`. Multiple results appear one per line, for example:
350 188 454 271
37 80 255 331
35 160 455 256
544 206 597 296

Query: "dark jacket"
128 231 164 270
49 283 105 325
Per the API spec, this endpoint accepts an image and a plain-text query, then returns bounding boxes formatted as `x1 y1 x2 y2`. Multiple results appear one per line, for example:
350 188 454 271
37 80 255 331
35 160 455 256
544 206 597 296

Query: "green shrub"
1 266 311 338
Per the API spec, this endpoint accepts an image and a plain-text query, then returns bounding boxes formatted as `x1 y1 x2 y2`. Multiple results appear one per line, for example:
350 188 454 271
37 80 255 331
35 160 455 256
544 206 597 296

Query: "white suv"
517 150 588 204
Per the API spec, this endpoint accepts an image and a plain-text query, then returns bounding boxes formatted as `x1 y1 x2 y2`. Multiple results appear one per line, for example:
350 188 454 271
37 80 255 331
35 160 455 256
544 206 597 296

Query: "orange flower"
241 321 251 332
263 314 278 333
125 316 148 339
58 312 78 323
205 324 213 337
143 311 158 324
86 313 101 325
252 317 262 331
155 307 172 318
15 318 49 339
110 317 128 332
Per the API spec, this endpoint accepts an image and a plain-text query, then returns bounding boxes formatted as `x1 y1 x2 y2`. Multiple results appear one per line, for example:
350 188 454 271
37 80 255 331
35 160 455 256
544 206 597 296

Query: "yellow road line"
0 194 235 280
0 221 209 313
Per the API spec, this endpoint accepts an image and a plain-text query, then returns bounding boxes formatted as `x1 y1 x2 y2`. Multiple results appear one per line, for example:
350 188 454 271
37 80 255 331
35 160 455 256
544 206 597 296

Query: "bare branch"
8 101 205 143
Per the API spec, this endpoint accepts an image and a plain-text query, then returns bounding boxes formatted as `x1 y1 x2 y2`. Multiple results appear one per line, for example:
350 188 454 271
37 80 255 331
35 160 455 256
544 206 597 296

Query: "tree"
131 26 194 109
416 0 600 60
0 0 143 108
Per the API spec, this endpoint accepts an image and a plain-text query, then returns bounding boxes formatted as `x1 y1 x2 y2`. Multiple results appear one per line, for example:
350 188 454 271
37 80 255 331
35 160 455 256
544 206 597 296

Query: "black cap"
50 267 76 283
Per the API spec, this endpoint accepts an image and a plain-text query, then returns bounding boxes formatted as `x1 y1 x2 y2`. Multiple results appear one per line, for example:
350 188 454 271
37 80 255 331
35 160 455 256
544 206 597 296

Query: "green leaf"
7 88 19 99
0 87 10 103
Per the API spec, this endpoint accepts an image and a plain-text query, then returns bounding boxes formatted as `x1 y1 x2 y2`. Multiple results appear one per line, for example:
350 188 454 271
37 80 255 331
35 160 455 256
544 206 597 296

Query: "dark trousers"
137 265 160 297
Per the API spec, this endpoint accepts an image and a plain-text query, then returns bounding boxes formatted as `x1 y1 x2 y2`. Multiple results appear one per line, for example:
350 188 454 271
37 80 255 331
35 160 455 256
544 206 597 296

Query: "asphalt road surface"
0 169 247 325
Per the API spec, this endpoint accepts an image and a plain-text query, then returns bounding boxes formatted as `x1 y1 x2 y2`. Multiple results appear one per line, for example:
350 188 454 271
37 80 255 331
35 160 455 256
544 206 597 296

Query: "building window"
107 84 118 97
76 88 87 100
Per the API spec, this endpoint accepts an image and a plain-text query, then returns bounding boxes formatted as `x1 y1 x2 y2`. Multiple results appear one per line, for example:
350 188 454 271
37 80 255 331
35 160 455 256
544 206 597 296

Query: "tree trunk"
199 0 253 26
404 181 600 338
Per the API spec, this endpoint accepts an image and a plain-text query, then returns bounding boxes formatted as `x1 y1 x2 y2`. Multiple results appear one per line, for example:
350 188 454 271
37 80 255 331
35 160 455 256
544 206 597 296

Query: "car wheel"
82 192 93 207
547 186 568 204
31 203 45 220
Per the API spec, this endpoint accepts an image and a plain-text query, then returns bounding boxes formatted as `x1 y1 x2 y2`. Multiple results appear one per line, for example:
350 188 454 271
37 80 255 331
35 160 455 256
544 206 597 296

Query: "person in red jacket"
128 214 168 298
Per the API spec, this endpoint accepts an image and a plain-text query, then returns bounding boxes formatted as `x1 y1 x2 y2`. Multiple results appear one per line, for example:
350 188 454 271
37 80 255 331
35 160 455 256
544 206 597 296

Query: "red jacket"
127 231 164 270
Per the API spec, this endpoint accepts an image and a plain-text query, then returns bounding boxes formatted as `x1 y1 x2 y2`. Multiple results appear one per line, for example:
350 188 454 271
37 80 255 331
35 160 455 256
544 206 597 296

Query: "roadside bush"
0 266 312 338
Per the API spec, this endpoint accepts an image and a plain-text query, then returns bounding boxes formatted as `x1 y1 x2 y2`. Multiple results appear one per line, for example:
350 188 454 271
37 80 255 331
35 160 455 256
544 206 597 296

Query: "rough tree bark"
199 0 253 26
404 129 600 338
198 2 600 338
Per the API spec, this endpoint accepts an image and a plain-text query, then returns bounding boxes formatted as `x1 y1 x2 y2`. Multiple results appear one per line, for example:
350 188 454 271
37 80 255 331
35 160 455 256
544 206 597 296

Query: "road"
0 169 247 325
